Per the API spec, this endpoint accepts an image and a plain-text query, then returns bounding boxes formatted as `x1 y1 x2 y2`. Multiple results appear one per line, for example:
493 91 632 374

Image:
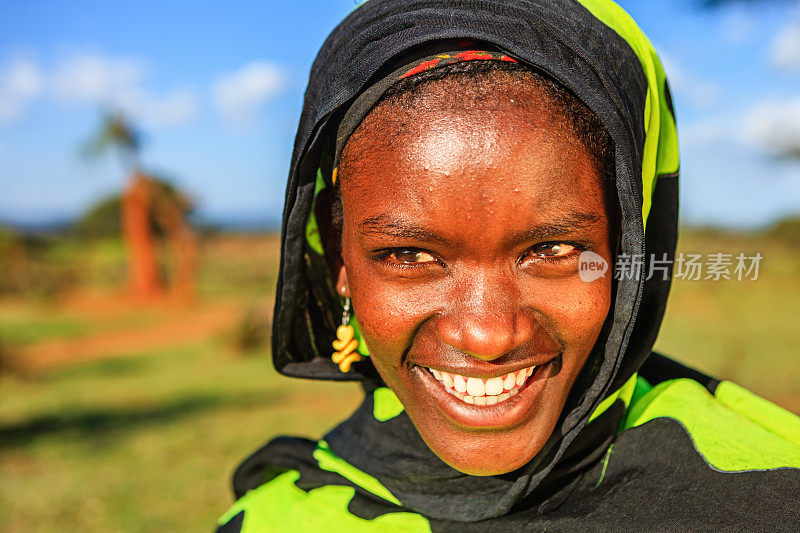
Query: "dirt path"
18 296 240 371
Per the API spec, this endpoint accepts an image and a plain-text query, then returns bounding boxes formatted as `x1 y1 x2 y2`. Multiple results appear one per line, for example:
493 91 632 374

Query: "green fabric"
628 374 654 409
314 440 401 505
714 380 800 449
373 387 405 421
577 0 680 228
593 444 615 488
217 470 431 532
622 378 800 471
588 372 638 423
304 169 327 255
351 314 370 356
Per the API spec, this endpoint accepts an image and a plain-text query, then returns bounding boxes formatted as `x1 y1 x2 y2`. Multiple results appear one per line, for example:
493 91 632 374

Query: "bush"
234 303 273 353
73 196 123 239
767 216 800 247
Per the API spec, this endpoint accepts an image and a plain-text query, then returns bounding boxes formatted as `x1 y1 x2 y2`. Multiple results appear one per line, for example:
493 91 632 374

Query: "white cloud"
51 52 147 104
135 88 198 127
741 96 800 155
681 96 800 158
680 118 736 147
1 51 288 129
0 58 44 124
769 22 800 73
213 62 286 126
50 51 198 128
659 51 721 108
0 50 197 128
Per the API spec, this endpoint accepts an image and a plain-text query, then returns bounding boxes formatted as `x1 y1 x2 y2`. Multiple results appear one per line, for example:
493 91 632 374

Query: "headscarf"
271 0 679 521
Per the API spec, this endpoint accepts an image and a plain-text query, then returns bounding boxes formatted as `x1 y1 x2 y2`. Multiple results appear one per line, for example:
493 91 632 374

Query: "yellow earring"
332 297 362 373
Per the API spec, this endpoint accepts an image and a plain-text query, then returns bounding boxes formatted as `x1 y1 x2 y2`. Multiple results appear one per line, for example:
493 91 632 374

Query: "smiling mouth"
425 366 537 406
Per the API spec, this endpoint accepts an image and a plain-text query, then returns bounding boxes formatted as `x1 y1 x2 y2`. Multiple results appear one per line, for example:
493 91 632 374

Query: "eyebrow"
360 214 450 246
504 211 603 248
359 211 603 247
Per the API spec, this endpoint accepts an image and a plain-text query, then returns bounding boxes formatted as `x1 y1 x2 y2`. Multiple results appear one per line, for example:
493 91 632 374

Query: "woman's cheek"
348 268 439 360
525 274 611 347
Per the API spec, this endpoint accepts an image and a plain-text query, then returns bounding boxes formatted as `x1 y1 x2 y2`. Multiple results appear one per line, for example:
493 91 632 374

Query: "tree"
83 111 197 302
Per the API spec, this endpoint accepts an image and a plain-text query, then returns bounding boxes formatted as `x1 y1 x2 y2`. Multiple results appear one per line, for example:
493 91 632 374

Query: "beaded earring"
332 297 362 373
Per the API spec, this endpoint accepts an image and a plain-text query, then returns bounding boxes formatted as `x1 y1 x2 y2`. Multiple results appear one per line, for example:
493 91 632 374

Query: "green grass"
1 230 798 531
0 315 89 347
655 231 800 407
0 340 361 531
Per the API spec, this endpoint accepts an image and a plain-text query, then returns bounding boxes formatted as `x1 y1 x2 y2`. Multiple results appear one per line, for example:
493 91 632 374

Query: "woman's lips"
411 358 556 429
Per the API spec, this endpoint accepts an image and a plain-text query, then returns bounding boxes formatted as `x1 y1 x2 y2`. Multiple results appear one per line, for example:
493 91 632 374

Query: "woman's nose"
436 277 534 361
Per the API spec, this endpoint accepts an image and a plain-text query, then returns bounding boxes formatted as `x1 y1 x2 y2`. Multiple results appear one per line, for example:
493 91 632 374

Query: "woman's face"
333 79 613 476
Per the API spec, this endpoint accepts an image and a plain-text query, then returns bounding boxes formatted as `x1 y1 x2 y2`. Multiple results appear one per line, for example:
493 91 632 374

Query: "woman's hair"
329 59 616 236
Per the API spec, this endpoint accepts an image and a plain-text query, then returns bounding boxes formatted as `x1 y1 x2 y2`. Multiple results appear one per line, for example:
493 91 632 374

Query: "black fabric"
606 173 679 394
231 414 800 531
422 418 800 532
640 351 720 393
322 386 625 521
263 0 684 524
215 511 244 533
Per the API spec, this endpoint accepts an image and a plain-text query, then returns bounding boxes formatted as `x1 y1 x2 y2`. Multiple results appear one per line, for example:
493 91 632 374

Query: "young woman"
217 1 800 530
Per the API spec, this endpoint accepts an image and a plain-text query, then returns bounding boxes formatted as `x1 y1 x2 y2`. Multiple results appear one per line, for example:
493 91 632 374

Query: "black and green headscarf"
271 0 679 521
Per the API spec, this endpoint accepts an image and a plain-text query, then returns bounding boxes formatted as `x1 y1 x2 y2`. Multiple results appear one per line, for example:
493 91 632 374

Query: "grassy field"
655 229 800 410
1 229 798 531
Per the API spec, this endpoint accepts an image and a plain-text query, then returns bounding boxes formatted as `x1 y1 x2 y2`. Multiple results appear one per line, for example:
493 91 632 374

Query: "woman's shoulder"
622 355 800 472
580 356 800 526
215 437 430 533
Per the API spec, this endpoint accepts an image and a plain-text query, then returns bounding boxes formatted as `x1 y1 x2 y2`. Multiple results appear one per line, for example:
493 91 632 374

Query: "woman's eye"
523 242 579 261
533 243 576 257
387 249 437 264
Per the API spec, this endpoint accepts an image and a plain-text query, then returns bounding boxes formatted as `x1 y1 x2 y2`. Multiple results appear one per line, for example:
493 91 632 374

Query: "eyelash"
519 241 587 266
374 242 587 270
374 248 440 270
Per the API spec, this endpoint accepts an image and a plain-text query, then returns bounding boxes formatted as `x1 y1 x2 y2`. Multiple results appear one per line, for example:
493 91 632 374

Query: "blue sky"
1 0 799 228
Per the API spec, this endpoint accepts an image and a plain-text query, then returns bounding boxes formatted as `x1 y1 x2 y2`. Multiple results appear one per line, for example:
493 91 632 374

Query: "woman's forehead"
339 106 608 241
341 97 596 189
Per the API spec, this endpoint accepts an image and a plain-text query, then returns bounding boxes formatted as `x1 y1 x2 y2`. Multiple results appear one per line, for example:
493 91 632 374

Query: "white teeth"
427 364 539 407
442 372 453 389
485 377 503 396
466 377 485 396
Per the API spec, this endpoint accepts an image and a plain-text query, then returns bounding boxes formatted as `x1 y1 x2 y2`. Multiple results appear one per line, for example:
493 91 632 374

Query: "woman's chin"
440 453 533 477
412 420 552 477
424 434 544 476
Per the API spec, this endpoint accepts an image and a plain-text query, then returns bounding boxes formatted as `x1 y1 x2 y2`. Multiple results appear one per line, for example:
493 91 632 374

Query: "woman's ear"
335 265 350 298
